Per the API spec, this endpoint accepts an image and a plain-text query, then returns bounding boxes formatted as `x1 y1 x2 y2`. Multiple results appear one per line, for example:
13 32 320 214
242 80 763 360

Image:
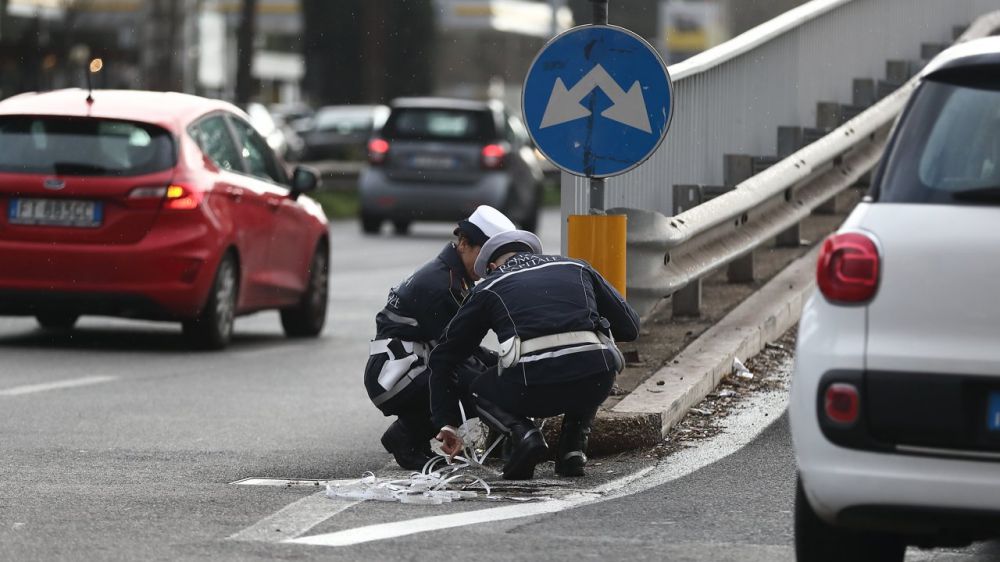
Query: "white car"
790 37 1000 561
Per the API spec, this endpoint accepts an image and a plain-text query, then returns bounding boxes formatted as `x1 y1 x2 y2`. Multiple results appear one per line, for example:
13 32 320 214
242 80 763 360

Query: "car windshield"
314 108 374 133
0 116 175 176
381 108 495 142
876 75 1000 204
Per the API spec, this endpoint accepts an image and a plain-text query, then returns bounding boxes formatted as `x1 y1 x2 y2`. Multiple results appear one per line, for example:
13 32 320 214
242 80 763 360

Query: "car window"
189 115 243 172
381 108 496 142
0 116 175 176
876 77 1000 204
230 117 287 185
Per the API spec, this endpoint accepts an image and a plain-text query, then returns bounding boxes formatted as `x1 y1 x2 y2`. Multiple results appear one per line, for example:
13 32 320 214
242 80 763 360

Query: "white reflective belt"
519 331 601 354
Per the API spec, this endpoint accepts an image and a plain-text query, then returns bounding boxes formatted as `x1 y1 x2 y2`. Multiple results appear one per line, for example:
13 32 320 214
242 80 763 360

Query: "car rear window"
381 108 496 142
875 75 1000 204
0 116 175 176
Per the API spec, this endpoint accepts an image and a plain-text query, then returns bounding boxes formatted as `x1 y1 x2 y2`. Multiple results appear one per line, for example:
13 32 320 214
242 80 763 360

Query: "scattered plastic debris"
733 357 754 380
327 412 550 506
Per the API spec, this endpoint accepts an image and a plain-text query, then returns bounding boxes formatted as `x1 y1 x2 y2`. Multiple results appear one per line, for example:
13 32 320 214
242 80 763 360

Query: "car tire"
183 252 238 351
36 312 79 331
392 220 411 236
280 242 329 338
795 476 905 562
361 213 382 235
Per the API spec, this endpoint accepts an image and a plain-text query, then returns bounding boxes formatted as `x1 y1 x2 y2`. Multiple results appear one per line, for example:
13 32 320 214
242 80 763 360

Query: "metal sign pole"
590 0 609 213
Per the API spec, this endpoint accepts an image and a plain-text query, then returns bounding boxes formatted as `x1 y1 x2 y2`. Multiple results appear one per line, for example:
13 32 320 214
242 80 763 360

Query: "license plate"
410 155 457 170
8 198 103 228
987 391 1000 432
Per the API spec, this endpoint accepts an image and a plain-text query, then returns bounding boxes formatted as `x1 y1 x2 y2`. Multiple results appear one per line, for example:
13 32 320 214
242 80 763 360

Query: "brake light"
824 383 860 425
481 144 507 169
164 185 203 210
368 138 390 165
817 232 879 303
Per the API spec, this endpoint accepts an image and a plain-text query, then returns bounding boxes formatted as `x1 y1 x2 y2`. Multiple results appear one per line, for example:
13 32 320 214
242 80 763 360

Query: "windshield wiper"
950 186 1000 202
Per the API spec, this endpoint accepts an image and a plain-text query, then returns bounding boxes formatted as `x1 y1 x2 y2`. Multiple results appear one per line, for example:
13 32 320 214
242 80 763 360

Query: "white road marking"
228 492 362 543
289 496 592 547
0 375 117 396
285 385 790 548
231 478 357 488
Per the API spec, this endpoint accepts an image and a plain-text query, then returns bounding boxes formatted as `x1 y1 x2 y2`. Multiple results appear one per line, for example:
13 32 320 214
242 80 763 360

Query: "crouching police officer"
364 206 516 470
429 230 640 479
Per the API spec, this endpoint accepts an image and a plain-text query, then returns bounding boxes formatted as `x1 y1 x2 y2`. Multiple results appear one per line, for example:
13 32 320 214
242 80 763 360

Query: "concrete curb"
585 244 821 455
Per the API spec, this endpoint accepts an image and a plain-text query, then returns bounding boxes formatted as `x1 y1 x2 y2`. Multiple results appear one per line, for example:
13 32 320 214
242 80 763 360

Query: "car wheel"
36 312 79 331
795 476 905 562
280 243 329 338
392 220 411 236
183 253 238 350
361 213 382 235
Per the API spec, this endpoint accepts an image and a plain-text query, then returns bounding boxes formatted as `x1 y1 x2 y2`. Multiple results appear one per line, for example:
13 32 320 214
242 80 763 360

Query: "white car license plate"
8 198 103 228
410 155 457 170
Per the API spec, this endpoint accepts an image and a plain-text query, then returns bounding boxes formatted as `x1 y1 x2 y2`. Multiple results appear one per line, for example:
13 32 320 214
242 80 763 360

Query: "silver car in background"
358 98 544 235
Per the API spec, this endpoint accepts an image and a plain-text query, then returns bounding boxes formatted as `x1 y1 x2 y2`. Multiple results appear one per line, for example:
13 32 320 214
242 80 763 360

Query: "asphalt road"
0 209 995 561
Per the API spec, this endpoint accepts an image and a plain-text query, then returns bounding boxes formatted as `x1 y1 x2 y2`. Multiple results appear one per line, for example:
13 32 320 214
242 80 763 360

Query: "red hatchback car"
0 89 330 349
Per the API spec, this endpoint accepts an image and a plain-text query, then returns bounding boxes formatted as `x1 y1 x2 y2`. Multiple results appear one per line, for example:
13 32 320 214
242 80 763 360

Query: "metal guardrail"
560 0 1000 235
619 9 1000 319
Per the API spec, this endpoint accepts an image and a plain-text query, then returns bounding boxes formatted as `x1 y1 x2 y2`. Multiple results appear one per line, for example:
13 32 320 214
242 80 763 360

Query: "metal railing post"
724 154 756 283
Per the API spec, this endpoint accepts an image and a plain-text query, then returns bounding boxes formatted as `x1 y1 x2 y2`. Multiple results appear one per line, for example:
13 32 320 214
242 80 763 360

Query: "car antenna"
86 58 103 104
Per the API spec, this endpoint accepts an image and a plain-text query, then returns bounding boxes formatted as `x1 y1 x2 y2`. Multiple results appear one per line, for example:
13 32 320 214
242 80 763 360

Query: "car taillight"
824 383 860 425
368 138 390 165
481 144 507 169
817 232 879 303
163 185 203 210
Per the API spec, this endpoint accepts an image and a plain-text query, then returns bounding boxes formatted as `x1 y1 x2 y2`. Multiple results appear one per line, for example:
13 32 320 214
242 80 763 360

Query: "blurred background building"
0 0 809 107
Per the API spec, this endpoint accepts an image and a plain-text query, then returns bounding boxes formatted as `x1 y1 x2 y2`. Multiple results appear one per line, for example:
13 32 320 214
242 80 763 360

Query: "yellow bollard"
567 214 627 297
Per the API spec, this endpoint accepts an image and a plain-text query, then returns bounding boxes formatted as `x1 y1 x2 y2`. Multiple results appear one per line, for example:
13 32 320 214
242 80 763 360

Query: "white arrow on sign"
539 64 652 133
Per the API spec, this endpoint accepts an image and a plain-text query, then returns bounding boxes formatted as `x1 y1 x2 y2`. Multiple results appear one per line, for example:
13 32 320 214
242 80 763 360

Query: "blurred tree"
235 0 257 105
300 0 435 105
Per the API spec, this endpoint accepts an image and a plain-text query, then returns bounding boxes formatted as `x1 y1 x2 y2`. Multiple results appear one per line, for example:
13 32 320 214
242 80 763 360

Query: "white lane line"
0 375 118 396
228 492 362 543
231 478 358 488
286 384 790 548
289 497 590 547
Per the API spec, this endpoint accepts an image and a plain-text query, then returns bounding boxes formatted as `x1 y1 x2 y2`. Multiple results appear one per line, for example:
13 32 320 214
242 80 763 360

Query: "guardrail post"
816 102 842 130
724 154 756 283
777 127 803 158
672 184 702 215
853 79 876 108
672 280 701 317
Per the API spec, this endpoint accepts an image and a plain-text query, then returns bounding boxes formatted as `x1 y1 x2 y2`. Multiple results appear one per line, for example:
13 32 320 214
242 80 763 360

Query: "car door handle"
266 197 281 210
225 186 245 200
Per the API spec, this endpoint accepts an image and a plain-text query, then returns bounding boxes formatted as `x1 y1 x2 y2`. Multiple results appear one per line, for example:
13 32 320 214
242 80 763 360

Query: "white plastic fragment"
733 357 754 380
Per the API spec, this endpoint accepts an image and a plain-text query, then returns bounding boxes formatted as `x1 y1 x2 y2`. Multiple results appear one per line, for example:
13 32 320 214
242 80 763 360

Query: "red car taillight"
824 383 860 425
368 138 390 165
163 185 203 210
481 143 507 169
817 232 879 303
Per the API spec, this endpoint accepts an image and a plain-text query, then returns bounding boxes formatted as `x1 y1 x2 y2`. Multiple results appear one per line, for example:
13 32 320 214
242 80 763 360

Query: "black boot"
381 420 434 471
555 409 597 477
476 399 547 480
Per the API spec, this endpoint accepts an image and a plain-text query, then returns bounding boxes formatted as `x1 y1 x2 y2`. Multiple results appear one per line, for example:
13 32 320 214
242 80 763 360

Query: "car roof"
922 36 1000 79
0 89 242 132
389 97 501 112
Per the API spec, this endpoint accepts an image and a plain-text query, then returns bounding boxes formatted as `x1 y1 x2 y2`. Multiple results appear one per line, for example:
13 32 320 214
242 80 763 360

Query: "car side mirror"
290 165 320 199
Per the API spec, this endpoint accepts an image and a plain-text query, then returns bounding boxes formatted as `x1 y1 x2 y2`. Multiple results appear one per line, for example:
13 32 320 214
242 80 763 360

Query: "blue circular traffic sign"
523 25 673 178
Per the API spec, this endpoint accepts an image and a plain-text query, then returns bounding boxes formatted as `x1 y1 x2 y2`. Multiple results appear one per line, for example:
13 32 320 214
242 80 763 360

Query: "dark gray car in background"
358 98 544 234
